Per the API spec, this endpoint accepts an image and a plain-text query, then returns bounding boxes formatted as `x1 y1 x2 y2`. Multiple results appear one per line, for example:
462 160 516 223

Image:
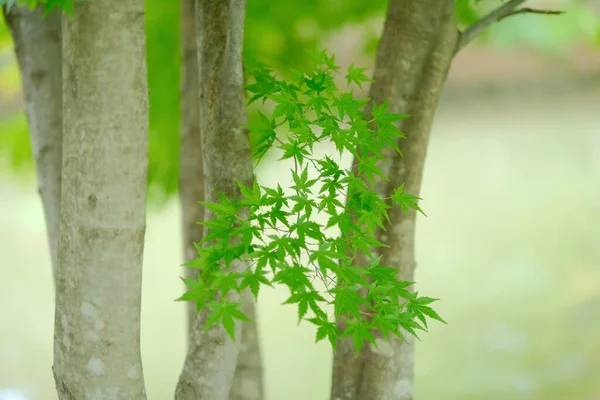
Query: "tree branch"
456 0 565 53
500 7 565 20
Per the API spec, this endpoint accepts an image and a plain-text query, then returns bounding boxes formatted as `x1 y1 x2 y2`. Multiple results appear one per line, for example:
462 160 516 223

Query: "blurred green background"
1 0 599 399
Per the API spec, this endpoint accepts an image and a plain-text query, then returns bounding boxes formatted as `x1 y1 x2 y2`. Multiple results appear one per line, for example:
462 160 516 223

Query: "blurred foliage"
245 0 387 70
0 0 599 206
485 2 600 52
0 113 31 175
145 2 180 198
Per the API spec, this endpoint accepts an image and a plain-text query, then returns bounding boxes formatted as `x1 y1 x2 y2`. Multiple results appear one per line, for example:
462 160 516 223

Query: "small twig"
459 0 526 51
499 7 565 21
456 0 565 53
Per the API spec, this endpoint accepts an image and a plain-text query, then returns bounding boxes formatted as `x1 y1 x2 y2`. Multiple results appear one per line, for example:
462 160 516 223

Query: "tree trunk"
230 289 264 400
175 0 262 399
52 1 149 398
179 0 205 335
3 5 62 280
331 2 458 400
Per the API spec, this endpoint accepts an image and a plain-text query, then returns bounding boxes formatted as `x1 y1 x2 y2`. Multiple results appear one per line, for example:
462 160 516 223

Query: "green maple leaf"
366 256 398 282
391 184 427 216
376 124 405 155
309 48 340 72
262 183 288 207
307 93 331 116
204 302 252 342
268 208 290 228
318 192 344 214
345 63 374 89
331 285 369 318
289 194 317 218
290 219 323 245
270 88 302 119
183 245 224 273
308 316 339 351
245 66 280 105
232 220 260 251
273 263 313 292
283 290 327 323
357 155 388 185
208 271 240 297
289 68 306 87
414 296 439 306
314 253 338 277
279 139 310 164
235 177 262 207
407 295 446 328
320 51 340 72
199 201 238 217
305 71 328 93
199 216 236 245
240 267 272 299
416 305 446 325
343 319 376 356
253 244 283 274
291 166 318 193
372 313 403 340
248 112 277 164
371 101 409 126
332 92 368 120
331 261 369 286
395 312 426 338
329 128 355 154
351 232 388 258
177 277 211 311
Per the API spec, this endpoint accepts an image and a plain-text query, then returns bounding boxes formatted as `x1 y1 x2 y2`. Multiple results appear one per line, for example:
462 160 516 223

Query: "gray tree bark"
175 0 262 399
3 5 62 280
230 289 263 400
52 1 149 398
179 0 205 334
331 1 459 400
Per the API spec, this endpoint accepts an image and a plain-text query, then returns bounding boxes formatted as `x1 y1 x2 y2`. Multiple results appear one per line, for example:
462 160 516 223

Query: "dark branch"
456 0 565 53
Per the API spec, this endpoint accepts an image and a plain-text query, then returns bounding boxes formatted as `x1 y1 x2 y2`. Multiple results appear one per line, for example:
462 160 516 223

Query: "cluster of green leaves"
0 0 88 14
181 50 445 354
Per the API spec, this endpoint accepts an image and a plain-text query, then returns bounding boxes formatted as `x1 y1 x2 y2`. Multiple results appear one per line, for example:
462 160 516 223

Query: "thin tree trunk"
179 0 205 334
331 2 458 400
230 289 264 400
175 0 260 399
178 0 264 398
52 1 149 398
3 5 62 280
